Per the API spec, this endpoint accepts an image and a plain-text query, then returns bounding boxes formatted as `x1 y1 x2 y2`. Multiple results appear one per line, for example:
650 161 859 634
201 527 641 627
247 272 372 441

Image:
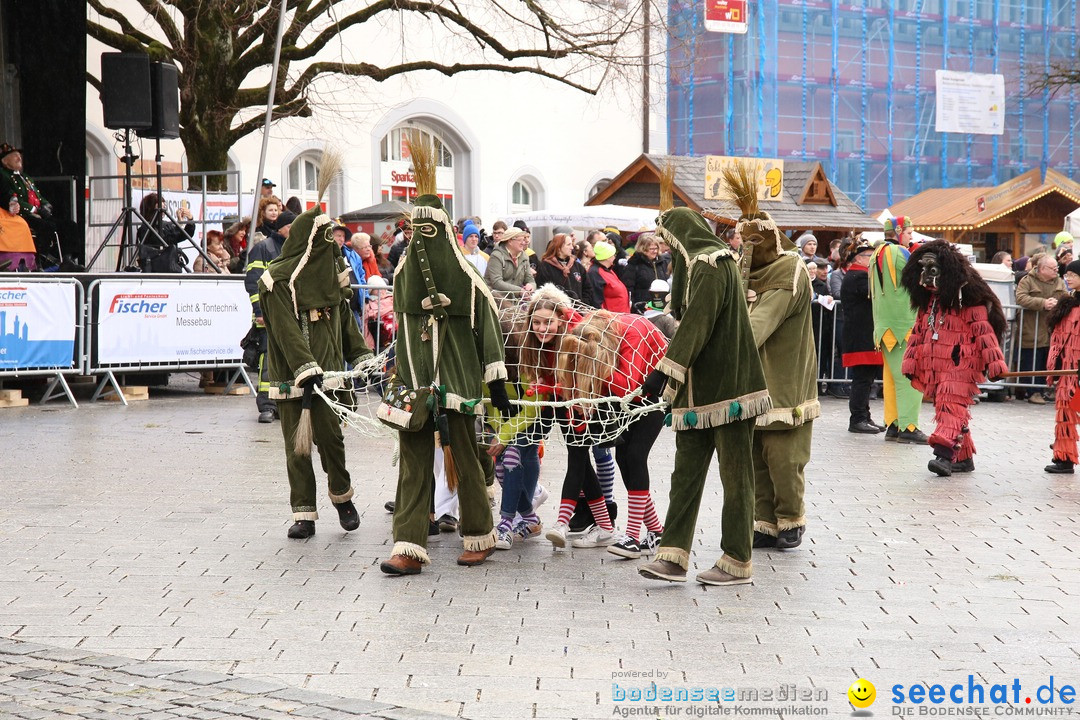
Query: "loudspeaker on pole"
138 62 180 140
101 52 152 130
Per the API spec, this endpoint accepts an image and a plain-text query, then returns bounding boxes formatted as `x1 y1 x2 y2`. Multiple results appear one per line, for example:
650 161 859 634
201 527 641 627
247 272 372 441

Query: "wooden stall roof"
889 169 1080 232
587 153 881 232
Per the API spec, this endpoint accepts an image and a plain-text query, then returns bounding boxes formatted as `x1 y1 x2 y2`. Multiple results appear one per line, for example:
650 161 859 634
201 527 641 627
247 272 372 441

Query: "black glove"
488 380 513 418
641 369 668 398
298 373 324 390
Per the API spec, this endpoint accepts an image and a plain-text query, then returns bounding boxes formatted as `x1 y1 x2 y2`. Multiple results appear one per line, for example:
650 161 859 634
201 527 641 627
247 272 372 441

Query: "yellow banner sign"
704 156 784 202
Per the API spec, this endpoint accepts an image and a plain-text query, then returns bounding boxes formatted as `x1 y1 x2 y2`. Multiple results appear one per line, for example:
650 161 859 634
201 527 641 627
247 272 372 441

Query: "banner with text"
0 281 77 370
95 279 250 366
705 0 748 33
704 156 784 201
935 70 1005 135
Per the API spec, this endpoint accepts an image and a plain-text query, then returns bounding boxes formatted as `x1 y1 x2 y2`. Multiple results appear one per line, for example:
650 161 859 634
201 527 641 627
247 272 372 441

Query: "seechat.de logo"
108 293 169 314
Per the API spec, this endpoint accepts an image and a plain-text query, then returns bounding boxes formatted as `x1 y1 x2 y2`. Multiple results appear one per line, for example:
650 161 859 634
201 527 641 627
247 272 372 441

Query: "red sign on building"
705 0 749 34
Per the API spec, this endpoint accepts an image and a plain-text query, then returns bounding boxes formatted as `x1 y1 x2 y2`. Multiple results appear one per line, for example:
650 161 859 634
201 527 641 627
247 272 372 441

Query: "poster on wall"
704 156 784 201
95 279 250 366
704 0 748 33
935 70 1005 135
0 282 77 370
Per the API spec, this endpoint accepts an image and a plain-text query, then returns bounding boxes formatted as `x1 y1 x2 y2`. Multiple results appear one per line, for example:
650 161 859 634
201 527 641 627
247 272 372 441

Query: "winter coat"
534 256 589 302
244 233 285 320
588 263 630 313
618 253 670 306
485 242 534 295
1015 272 1066 349
840 265 882 366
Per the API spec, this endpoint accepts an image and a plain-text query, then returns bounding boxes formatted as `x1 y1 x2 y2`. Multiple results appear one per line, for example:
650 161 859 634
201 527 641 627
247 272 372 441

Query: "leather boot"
457 547 495 566
287 520 315 539
334 500 359 531
380 554 422 575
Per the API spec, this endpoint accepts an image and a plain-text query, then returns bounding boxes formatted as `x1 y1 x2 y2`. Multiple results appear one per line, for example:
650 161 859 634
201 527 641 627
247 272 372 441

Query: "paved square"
1 383 1077 719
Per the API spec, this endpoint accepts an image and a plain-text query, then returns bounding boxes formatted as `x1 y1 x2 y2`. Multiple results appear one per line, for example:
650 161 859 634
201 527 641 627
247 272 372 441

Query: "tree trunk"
182 136 231 192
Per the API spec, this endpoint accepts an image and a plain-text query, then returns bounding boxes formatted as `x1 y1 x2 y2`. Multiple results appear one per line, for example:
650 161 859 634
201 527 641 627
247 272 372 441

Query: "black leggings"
560 408 664 500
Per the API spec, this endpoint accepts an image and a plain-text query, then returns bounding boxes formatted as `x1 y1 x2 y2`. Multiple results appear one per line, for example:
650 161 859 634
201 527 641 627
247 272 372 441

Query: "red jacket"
590 264 630 313
603 313 668 397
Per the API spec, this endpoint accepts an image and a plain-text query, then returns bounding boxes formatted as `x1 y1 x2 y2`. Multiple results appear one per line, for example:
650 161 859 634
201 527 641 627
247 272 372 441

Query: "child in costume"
257 160 374 539
638 205 772 586
899 240 1008 477
870 216 927 443
1044 260 1080 474
554 308 669 557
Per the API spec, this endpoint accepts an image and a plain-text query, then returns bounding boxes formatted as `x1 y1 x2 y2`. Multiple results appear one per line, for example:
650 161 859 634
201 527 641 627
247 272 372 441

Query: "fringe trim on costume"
412 204 501 318
328 487 354 503
777 516 806 531
269 374 351 400
288 213 332 317
655 546 690 570
260 268 274 292
755 399 821 427
484 361 508 384
292 511 318 521
656 226 690 270
753 520 778 537
391 541 431 565
658 356 688 384
715 554 752 578
338 268 351 288
688 248 735 273
294 362 321 385
463 528 497 552
669 390 773 431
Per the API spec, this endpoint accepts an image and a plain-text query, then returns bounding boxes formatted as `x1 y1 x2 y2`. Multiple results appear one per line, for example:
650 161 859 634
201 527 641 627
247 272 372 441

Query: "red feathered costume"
900 241 1008 475
1046 292 1080 467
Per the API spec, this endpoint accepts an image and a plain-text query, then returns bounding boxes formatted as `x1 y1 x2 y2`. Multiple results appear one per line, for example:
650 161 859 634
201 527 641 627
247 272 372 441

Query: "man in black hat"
261 178 276 198
0 143 63 265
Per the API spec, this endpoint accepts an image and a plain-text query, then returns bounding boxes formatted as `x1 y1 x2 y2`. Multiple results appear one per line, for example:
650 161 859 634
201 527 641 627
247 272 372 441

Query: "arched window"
510 179 536 214
588 178 613 200
286 153 321 209
379 123 455 215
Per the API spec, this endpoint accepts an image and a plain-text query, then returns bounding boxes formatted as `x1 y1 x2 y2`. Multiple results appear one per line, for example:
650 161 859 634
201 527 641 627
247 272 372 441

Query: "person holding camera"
135 192 195 273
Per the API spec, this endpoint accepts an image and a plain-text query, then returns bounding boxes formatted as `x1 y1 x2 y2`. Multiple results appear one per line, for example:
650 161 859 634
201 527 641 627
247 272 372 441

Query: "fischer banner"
0 281 77 370
95 279 250 366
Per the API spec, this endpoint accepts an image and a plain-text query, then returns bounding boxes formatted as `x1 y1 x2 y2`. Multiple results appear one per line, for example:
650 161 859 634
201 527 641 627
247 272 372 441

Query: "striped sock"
625 490 649 541
587 497 613 531
641 492 663 533
593 449 616 502
497 515 514 533
557 499 576 526
520 512 539 525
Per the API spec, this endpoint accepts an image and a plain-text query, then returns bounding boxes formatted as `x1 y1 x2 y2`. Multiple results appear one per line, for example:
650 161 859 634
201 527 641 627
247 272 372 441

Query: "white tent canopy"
1067 207 1080 237
504 205 657 232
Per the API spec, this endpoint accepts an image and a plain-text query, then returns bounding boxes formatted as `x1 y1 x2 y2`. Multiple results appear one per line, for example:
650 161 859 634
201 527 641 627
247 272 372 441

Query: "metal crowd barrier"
812 300 1053 394
0 275 85 407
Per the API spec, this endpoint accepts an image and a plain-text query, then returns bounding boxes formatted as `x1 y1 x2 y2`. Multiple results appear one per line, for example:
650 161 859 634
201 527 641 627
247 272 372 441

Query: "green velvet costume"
389 194 507 565
257 208 372 521
741 216 819 538
653 208 772 578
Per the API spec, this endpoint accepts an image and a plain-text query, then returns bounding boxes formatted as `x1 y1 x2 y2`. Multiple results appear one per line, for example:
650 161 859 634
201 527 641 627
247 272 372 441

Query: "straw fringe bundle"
721 161 759 217
404 130 437 196
658 160 676 213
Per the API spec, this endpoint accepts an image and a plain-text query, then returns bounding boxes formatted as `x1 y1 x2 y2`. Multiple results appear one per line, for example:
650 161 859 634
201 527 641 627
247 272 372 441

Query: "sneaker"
1028 394 1046 405
607 534 642 559
437 514 459 532
494 527 515 550
774 526 805 549
638 558 687 583
695 566 752 586
545 522 570 548
571 524 616 548
896 428 929 444
513 519 543 540
531 484 550 512
640 530 661 555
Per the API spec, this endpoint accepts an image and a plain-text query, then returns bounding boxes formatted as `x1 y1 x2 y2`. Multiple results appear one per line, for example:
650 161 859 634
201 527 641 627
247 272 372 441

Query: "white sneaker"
545 522 569 548
531 484 550 512
571 524 616 548
494 528 515 550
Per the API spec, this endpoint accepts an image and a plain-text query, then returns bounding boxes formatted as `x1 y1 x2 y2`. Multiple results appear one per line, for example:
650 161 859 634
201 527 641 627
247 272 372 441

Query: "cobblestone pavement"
1 380 1078 719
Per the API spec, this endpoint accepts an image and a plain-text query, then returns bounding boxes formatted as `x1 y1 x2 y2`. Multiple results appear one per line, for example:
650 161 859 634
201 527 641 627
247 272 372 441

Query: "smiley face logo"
847 678 876 709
